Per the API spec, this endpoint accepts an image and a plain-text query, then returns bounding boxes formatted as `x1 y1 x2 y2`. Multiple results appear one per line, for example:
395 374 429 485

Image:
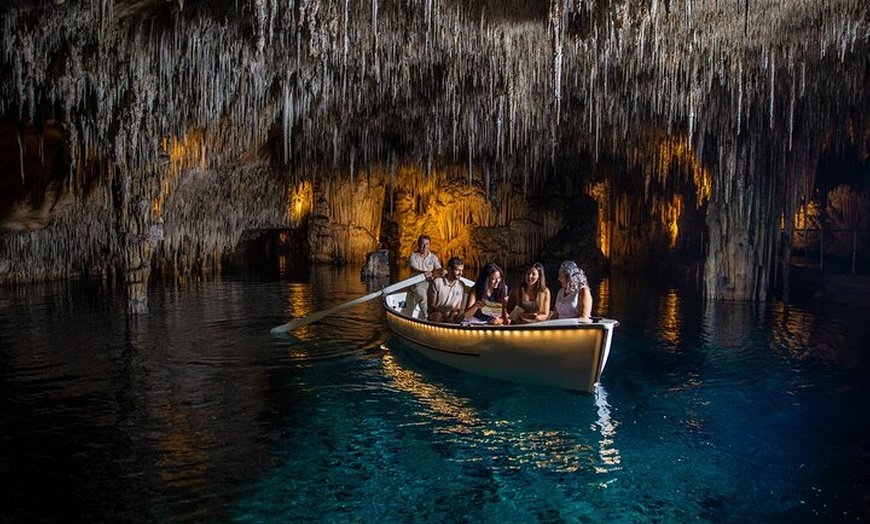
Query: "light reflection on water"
0 267 868 523
379 349 620 476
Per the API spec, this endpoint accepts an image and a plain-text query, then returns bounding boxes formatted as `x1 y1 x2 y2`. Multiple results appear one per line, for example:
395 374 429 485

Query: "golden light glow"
165 137 185 165
589 181 611 258
313 172 391 263
380 350 482 432
658 288 681 348
160 129 206 175
281 282 317 342
392 314 605 346
153 130 207 219
352 161 569 269
286 180 313 228
794 205 806 229
792 200 822 231
652 135 711 207
611 133 713 259
648 136 708 251
662 195 683 250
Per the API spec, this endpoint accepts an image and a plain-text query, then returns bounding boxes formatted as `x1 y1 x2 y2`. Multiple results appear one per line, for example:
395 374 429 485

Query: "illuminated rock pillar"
704 135 780 301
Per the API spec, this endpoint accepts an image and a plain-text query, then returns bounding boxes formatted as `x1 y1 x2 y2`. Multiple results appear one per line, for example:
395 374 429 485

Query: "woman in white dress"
552 260 593 323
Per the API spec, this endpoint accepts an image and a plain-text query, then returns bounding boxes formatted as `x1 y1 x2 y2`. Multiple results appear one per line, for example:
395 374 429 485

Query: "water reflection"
657 288 682 349
381 346 619 476
700 299 761 349
769 302 863 369
4 267 867 522
593 384 621 478
380 350 483 433
120 289 281 518
282 282 315 330
595 277 610 318
277 266 392 342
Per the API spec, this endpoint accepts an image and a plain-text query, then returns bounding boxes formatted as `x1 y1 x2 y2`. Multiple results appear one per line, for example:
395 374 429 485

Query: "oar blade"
270 312 327 334
270 273 426 334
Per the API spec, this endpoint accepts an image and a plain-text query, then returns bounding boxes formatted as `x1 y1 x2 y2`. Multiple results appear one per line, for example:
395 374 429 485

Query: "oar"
270 273 427 334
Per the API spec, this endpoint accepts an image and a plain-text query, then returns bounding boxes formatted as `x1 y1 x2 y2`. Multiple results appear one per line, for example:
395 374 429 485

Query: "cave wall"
0 0 867 304
303 162 589 274
307 170 387 265
0 135 290 286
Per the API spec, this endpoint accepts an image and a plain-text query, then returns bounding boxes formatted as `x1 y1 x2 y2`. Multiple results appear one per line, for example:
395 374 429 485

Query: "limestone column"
124 219 153 315
703 134 781 302
115 173 154 314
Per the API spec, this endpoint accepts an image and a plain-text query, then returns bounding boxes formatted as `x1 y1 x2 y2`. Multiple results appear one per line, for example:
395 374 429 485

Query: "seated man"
427 256 466 323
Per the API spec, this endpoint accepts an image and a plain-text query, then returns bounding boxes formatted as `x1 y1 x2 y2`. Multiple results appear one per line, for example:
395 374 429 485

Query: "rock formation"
0 0 867 310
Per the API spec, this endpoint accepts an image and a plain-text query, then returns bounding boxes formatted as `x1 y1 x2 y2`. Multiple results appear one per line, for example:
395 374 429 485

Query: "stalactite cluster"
2 0 863 183
0 0 867 301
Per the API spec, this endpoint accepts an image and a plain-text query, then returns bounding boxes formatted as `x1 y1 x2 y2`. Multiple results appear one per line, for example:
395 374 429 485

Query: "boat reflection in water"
593 384 621 479
379 347 623 477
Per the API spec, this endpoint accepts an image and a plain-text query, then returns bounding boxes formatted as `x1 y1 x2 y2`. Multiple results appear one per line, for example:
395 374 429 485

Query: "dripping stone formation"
0 0 867 313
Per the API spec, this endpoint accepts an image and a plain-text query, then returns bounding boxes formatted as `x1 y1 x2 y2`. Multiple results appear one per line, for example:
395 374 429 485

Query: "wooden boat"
383 290 618 394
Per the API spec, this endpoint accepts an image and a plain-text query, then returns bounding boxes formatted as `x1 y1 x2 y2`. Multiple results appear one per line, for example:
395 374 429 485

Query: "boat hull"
383 291 617 393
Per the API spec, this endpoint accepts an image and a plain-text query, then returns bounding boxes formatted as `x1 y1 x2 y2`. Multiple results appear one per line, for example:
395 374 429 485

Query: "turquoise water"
1 267 867 523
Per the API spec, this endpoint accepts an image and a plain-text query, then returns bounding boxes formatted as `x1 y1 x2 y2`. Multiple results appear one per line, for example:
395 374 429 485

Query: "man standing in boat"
405 234 443 318
428 256 466 323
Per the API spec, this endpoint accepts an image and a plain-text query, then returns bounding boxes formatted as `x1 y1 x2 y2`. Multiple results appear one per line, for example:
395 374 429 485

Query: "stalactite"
549 0 565 126
769 48 776 130
0 0 866 291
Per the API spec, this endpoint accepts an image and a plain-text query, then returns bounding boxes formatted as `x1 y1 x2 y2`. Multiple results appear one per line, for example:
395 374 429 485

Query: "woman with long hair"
552 260 593 323
507 262 551 323
463 262 510 325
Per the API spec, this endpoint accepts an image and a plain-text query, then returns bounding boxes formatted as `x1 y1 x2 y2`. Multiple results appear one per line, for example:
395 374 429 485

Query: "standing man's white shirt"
406 235 442 318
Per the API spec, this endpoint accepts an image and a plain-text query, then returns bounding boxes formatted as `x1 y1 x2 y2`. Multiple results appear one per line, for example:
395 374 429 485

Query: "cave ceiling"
0 0 867 198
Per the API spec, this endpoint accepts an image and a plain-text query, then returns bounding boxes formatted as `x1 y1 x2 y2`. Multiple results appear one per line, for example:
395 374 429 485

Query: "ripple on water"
3 272 869 523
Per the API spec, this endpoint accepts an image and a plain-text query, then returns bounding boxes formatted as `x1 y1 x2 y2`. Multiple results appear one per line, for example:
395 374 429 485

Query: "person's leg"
414 281 429 319
403 281 428 319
